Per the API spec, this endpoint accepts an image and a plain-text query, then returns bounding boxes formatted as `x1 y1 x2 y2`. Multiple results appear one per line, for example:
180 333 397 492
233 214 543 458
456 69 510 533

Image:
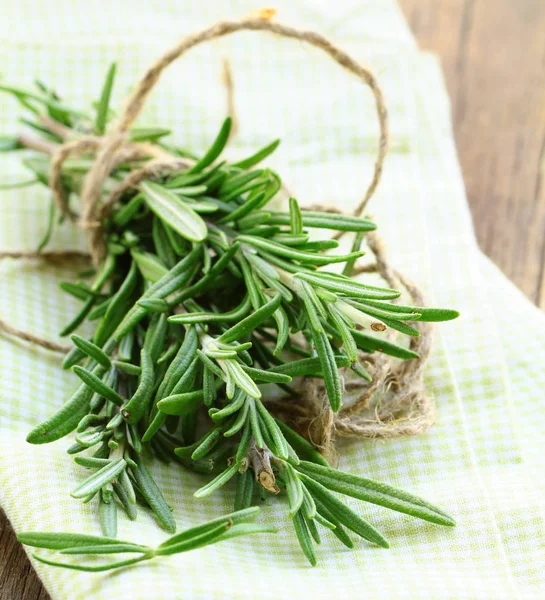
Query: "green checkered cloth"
1 1 544 598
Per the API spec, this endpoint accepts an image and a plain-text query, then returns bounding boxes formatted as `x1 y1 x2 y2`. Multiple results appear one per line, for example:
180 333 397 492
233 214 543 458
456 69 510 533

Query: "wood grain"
2 2 545 598
399 0 545 308
0 510 49 600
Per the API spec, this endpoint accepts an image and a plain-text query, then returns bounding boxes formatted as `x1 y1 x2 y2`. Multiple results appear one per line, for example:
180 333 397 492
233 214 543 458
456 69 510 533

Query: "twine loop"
44 14 388 264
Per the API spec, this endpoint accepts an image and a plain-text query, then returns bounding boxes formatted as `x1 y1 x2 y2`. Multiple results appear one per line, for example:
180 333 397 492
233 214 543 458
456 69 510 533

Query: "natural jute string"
0 11 434 450
0 318 71 353
53 14 388 265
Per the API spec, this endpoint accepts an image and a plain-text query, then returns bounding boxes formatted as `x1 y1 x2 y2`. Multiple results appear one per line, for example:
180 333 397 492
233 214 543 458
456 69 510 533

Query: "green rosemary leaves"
2 70 459 569
19 507 275 572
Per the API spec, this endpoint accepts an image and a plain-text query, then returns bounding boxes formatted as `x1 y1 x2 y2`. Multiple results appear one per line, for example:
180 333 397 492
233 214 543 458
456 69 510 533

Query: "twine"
0 11 434 449
41 13 388 265
0 250 90 261
0 318 70 353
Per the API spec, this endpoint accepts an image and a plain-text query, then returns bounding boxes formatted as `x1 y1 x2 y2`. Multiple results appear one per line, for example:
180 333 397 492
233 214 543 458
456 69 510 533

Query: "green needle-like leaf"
217 191 266 224
96 260 140 345
222 360 261 399
240 365 291 384
60 543 146 555
380 318 420 337
169 294 251 325
113 246 201 340
113 193 144 227
21 508 274 572
131 250 169 283
285 463 305 516
113 360 141 376
269 355 351 377
95 62 116 134
294 271 400 300
131 459 176 533
70 335 111 369
351 329 419 360
345 298 421 321
231 138 280 169
168 242 238 305
32 553 150 572
138 298 170 313
292 511 317 566
17 531 136 550
155 522 229 555
237 235 365 266
312 496 354 548
72 366 124 407
122 349 154 424
194 462 240 498
300 474 389 548
190 427 222 459
223 400 251 437
342 231 364 276
248 398 265 449
60 282 93 301
99 495 117 538
27 347 113 444
210 391 246 421
187 117 232 173
74 456 112 469
297 461 456 527
36 198 55 252
191 522 279 546
289 197 303 234
158 389 205 416
255 399 289 460
275 419 329 467
140 181 207 242
297 281 326 332
219 294 282 343
166 161 225 188
357 299 460 322
308 324 343 412
266 210 377 232
219 169 263 194
129 127 171 142
71 458 126 499
157 507 260 549
234 470 255 510
0 84 87 118
169 184 208 197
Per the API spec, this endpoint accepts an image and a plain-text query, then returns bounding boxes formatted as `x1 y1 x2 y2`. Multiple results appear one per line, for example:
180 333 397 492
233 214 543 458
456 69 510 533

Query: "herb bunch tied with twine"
0 14 459 570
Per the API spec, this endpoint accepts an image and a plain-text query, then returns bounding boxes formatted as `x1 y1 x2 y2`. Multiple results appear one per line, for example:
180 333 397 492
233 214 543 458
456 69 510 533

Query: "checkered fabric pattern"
1 1 544 598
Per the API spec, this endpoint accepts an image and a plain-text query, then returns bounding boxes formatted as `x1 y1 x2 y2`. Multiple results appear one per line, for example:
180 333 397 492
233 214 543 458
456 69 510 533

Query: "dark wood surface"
0 509 49 600
2 2 544 598
399 0 545 308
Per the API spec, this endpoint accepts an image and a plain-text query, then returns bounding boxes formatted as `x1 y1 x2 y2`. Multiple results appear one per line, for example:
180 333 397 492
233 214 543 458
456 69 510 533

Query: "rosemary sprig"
18 507 275 571
2 67 459 567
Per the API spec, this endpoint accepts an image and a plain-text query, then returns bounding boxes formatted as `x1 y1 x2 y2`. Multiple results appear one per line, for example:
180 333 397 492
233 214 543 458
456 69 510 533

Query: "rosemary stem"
248 439 280 494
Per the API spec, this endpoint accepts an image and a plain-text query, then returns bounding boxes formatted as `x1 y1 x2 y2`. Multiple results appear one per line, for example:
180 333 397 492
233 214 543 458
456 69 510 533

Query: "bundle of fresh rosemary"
0 20 460 571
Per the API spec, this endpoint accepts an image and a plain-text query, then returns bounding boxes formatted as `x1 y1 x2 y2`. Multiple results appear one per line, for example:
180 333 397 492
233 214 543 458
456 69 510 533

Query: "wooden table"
1 2 544 598
400 0 545 308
